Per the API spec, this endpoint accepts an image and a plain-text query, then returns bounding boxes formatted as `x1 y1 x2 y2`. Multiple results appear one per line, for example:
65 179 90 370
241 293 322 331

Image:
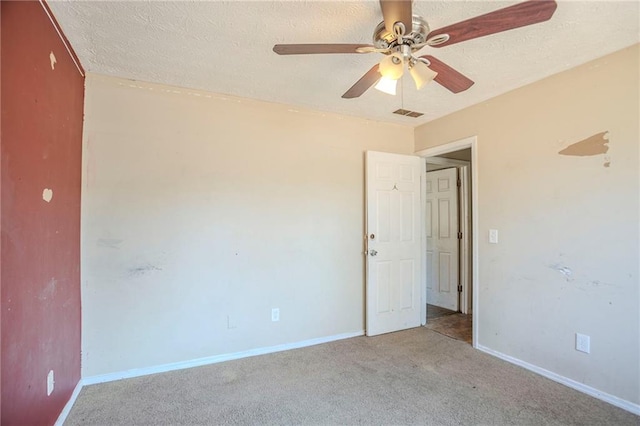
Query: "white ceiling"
49 1 639 127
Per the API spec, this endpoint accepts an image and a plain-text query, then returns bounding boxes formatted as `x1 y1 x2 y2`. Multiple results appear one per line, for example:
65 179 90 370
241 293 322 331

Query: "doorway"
416 137 478 347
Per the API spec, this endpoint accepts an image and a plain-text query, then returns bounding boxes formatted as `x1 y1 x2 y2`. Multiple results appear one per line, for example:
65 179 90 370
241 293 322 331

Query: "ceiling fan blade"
420 56 474 93
273 44 375 55
379 0 413 35
342 64 382 99
427 0 557 48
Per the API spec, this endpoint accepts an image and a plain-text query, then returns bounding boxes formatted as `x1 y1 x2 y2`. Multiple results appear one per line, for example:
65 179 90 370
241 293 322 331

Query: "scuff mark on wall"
559 131 609 157
42 188 53 202
129 264 163 277
49 51 56 70
588 280 613 287
39 278 57 300
97 238 123 249
549 264 573 281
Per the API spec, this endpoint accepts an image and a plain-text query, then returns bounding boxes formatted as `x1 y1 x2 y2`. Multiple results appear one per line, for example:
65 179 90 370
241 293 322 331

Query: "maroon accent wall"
1 2 84 425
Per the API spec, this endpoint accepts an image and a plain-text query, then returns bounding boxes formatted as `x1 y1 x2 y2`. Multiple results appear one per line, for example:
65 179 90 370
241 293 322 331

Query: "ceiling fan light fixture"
409 60 438 90
374 76 397 95
379 52 404 80
274 0 558 98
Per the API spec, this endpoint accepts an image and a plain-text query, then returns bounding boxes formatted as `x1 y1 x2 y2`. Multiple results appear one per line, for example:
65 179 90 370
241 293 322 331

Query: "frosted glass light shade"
374 77 397 95
379 53 404 80
409 60 438 90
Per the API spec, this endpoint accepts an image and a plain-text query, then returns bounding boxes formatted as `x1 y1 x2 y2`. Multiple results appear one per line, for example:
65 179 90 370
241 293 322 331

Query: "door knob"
370 249 378 256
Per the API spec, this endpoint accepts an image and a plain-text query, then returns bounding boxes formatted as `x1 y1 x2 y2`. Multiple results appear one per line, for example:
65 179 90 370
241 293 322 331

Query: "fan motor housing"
373 15 430 52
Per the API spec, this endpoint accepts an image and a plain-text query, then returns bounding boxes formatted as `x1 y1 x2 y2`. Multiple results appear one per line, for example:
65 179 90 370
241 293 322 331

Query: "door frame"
415 136 479 348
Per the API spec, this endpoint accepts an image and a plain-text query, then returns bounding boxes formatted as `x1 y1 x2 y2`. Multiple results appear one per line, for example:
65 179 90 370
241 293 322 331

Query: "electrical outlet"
576 333 590 353
47 370 55 396
271 308 280 322
489 229 499 244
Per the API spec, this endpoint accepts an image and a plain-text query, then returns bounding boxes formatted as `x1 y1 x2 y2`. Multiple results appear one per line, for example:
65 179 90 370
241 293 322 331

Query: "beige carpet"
65 328 638 425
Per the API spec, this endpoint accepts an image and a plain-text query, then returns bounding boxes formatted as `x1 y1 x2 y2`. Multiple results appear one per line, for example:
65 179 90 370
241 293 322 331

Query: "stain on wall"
96 238 123 249
128 264 163 277
1 2 84 424
559 131 609 156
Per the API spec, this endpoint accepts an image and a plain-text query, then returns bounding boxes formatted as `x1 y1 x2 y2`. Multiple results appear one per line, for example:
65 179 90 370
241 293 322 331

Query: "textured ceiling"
49 1 639 127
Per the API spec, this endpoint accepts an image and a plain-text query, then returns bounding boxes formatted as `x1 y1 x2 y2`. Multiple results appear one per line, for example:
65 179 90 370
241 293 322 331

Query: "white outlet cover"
489 229 499 244
271 308 280 322
47 370 55 396
576 333 590 354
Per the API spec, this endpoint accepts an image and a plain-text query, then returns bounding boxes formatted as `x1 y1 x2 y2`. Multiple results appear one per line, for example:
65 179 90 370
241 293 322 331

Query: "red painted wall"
1 2 84 424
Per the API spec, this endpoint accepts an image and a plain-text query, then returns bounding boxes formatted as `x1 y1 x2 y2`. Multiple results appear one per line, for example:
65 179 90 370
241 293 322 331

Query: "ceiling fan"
273 0 557 98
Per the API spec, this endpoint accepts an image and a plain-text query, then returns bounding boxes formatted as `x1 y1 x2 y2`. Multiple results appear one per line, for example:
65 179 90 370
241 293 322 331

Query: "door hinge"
457 178 461 187
457 231 462 239
458 285 463 292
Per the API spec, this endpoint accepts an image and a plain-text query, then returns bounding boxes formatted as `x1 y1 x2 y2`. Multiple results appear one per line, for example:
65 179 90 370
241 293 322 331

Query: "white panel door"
426 168 459 311
366 151 422 336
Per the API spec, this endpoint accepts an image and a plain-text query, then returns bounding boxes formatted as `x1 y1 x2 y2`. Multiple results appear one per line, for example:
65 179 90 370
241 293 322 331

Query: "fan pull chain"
400 74 405 111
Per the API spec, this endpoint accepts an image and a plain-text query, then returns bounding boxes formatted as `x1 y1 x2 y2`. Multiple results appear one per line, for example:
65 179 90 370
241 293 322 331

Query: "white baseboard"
82 330 364 386
54 380 83 426
476 344 640 416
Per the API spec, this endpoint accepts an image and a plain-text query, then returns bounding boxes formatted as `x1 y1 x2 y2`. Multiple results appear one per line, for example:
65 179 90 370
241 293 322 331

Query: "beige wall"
415 45 639 405
81 74 413 376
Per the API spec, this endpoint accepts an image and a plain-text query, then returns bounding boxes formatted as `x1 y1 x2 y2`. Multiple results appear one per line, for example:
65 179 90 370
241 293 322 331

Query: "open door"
426 167 460 311
366 151 423 336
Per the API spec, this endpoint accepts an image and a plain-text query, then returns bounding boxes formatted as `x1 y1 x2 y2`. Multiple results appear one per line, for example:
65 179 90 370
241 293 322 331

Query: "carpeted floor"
65 328 638 425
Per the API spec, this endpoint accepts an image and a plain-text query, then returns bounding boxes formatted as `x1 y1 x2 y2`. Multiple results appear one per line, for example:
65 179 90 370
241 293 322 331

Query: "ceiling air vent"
393 108 424 118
